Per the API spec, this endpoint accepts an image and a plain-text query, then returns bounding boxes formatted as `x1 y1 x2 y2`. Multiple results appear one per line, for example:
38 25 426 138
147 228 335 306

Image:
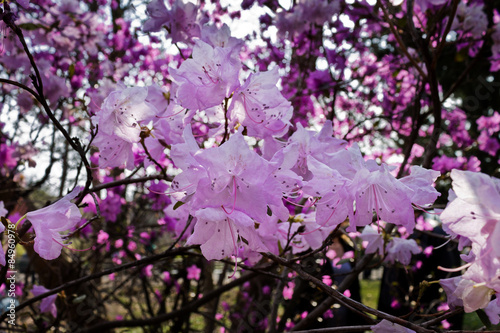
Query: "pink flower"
127 241 137 251
441 170 500 283
349 164 415 232
170 40 241 111
359 225 384 255
27 187 82 260
97 230 109 244
92 133 135 170
385 238 421 266
228 67 293 138
186 208 268 261
477 111 500 135
142 264 153 278
283 281 295 300
186 265 201 281
484 298 500 325
478 131 500 156
371 319 415 332
322 275 332 286
0 201 7 217
31 285 57 317
441 320 451 329
162 271 171 284
143 0 201 43
399 166 441 207
323 309 334 319
93 85 156 143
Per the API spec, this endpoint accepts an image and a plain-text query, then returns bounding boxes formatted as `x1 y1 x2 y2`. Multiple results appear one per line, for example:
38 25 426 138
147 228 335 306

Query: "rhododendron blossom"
229 67 293 138
31 285 57 317
26 187 82 260
371 319 415 333
170 39 241 111
4 0 500 330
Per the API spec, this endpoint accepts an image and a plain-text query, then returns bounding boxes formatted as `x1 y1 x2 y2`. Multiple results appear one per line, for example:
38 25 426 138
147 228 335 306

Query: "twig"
79 270 262 332
0 245 197 321
266 252 434 333
378 0 427 79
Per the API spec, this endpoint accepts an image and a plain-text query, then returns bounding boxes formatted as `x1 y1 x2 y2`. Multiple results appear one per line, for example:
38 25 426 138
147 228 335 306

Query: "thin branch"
432 0 460 67
1 245 198 321
266 252 434 333
6 22 93 205
0 78 40 99
293 326 374 333
90 175 169 192
79 270 264 332
378 0 427 79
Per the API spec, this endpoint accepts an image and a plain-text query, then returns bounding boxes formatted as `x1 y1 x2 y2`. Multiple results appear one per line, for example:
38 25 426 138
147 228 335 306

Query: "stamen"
412 203 441 215
372 186 381 233
221 177 237 215
433 237 452 250
242 94 264 124
155 107 187 119
283 197 318 209
202 66 220 84
226 217 239 278
438 262 472 272
148 183 195 195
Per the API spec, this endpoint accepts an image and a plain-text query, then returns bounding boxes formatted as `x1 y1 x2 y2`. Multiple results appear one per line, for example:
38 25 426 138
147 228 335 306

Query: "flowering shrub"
0 0 500 331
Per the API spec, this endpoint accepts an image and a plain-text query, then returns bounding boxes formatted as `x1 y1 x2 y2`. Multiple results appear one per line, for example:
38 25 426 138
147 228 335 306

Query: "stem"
79 271 262 332
0 245 197 321
6 22 93 205
267 252 434 333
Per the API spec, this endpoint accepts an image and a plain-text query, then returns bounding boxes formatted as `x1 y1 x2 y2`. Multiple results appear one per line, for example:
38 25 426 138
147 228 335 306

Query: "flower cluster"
440 170 500 319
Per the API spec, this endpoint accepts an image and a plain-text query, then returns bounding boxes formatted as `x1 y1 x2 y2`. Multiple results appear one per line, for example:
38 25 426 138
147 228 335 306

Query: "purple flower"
371 319 415 332
186 265 201 281
228 67 293 138
26 187 82 260
31 285 57 317
170 39 241 111
385 238 421 266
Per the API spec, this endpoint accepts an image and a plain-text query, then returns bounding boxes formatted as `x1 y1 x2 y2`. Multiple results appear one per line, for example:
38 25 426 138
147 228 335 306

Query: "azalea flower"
186 208 267 261
31 285 57 317
359 225 384 255
0 221 5 267
170 39 240 111
385 238 421 266
440 276 495 313
26 187 82 260
186 265 201 281
371 319 415 332
228 67 293 138
0 201 7 217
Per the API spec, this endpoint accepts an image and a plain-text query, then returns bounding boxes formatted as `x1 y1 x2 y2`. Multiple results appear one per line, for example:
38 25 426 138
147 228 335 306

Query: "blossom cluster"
1 0 500 329
439 170 500 322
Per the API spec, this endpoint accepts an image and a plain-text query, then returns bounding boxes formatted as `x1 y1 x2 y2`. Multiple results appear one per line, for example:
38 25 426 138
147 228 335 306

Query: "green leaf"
476 309 492 329
18 23 46 31
68 63 75 78
173 201 185 211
